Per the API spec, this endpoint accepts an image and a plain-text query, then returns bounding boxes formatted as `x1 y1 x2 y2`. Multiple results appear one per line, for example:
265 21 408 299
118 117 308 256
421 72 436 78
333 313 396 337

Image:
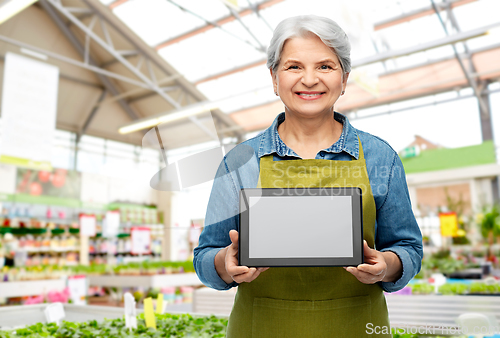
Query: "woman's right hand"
216 230 269 284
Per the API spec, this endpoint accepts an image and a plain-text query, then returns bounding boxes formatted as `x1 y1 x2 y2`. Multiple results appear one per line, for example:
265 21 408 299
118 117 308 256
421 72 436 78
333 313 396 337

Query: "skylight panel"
113 0 206 46
221 86 276 113
353 62 386 77
196 65 275 113
489 82 500 91
174 0 231 22
398 0 433 14
423 45 455 61
465 30 500 50
369 0 405 23
459 87 473 96
390 52 428 69
240 12 274 50
159 25 264 82
197 65 270 101
261 0 375 36
452 0 500 32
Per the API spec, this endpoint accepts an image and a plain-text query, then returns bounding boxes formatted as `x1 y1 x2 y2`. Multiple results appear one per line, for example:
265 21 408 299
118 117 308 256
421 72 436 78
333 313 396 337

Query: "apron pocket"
252 295 373 338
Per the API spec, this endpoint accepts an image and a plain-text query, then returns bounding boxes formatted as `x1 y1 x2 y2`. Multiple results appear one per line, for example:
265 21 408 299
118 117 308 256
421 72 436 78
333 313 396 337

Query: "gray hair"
267 15 351 75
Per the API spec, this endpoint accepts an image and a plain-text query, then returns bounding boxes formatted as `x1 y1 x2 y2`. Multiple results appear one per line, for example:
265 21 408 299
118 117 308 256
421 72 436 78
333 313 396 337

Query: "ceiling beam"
373 0 477 31
191 22 499 86
154 0 284 51
77 89 108 143
227 46 500 130
429 0 488 115
0 34 152 89
195 59 267 85
0 55 103 89
39 0 141 121
353 21 499 68
83 0 245 139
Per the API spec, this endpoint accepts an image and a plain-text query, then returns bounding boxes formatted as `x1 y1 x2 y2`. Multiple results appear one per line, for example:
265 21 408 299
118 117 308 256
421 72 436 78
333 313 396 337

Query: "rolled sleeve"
194 246 238 290
375 153 423 293
379 247 414 293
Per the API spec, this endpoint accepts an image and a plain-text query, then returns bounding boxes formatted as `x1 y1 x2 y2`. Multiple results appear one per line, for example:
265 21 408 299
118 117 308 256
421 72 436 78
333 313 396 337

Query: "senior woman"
194 15 422 337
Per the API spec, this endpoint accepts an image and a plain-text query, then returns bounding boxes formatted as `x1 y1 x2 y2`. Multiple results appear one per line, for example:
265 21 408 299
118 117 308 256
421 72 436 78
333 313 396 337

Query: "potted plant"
477 205 500 263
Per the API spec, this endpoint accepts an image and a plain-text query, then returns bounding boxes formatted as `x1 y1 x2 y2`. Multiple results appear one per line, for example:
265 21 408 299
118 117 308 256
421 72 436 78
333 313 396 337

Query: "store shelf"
24 247 79 253
0 304 136 330
0 279 66 298
88 273 202 288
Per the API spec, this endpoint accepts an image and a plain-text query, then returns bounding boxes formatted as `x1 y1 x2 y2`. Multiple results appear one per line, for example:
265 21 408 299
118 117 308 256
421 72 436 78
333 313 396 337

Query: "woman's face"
271 34 348 119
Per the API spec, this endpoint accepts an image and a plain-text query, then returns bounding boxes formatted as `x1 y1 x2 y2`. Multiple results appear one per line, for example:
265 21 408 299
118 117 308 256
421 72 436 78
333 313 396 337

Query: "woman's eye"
320 65 332 70
287 65 299 70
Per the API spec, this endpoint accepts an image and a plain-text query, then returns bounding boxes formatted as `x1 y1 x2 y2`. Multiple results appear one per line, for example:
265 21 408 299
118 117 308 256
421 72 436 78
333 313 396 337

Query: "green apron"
227 139 391 337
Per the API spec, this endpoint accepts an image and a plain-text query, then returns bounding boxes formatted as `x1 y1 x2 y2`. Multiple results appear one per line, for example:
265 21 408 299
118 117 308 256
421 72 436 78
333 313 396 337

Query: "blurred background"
0 0 500 333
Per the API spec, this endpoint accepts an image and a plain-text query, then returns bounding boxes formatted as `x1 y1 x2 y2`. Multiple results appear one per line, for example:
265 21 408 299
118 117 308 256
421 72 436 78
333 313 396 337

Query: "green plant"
469 282 500 294
410 283 434 295
0 313 228 337
438 283 468 295
478 205 500 245
421 256 465 276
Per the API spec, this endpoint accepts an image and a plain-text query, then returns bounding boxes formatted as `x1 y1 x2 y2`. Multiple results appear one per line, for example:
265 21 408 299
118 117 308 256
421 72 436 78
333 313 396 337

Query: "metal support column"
478 80 493 141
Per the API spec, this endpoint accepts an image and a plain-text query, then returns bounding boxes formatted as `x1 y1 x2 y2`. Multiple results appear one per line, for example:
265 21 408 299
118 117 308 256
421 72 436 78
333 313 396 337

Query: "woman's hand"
344 240 402 284
215 230 269 284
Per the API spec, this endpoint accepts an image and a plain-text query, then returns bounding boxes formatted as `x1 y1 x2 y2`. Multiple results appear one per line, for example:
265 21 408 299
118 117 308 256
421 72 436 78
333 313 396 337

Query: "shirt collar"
258 112 359 159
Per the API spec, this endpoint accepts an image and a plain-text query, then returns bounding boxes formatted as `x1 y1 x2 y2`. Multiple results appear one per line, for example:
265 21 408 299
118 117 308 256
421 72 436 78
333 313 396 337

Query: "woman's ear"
342 72 350 92
270 68 278 94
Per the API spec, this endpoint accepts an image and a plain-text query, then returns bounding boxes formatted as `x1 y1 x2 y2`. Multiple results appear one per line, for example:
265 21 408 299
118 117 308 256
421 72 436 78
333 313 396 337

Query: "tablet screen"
248 196 353 258
239 187 363 267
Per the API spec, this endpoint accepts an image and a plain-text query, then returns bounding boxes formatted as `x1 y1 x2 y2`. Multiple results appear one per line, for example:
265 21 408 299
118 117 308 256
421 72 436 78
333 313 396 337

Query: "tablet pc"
239 187 363 267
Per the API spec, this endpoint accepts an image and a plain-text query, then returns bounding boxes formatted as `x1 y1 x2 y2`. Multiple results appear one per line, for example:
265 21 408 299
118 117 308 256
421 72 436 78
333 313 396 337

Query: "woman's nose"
301 69 319 87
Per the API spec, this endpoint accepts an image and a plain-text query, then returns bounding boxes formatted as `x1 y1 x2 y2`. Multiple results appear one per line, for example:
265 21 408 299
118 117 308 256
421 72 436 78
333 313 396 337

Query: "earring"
275 92 279 96
341 90 345 95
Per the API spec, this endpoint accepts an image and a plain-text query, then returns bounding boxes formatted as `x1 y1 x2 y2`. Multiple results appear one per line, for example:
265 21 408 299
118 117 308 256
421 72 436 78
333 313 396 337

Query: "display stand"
0 279 66 298
0 304 134 330
88 273 201 288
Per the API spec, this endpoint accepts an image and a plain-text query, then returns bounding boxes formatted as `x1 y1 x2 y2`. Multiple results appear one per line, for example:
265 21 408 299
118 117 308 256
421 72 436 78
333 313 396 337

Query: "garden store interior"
1 0 500 337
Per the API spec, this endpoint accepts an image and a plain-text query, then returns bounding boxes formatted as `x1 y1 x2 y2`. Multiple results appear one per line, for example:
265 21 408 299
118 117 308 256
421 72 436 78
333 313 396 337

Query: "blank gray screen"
248 196 353 258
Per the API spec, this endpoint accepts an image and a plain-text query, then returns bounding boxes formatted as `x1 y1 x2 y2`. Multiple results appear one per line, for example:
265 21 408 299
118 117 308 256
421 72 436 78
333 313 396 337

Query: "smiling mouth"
295 92 325 98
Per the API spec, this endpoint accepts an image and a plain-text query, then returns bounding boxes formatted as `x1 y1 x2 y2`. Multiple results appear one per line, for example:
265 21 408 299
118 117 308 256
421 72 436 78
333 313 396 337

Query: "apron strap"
357 136 364 160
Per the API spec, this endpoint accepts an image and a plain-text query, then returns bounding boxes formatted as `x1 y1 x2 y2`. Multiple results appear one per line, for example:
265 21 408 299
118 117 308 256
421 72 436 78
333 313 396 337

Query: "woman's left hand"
344 240 401 284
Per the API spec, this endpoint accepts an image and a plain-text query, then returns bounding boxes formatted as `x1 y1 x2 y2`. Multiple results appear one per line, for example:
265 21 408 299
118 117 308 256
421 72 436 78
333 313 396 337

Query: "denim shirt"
194 112 423 293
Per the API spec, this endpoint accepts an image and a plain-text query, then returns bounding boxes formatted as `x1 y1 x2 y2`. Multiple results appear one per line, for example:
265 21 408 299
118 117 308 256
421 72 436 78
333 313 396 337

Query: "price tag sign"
439 212 458 237
156 293 164 314
44 302 65 325
124 292 137 330
80 215 96 237
103 210 120 238
68 275 87 305
144 297 156 329
131 227 151 255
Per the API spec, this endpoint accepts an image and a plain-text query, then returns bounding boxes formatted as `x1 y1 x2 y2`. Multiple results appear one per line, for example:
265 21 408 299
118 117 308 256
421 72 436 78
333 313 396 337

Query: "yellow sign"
156 293 164 315
439 212 458 237
144 297 156 329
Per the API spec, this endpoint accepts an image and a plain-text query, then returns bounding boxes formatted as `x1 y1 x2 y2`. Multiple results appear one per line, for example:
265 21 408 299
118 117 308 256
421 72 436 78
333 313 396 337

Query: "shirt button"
320 152 325 157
